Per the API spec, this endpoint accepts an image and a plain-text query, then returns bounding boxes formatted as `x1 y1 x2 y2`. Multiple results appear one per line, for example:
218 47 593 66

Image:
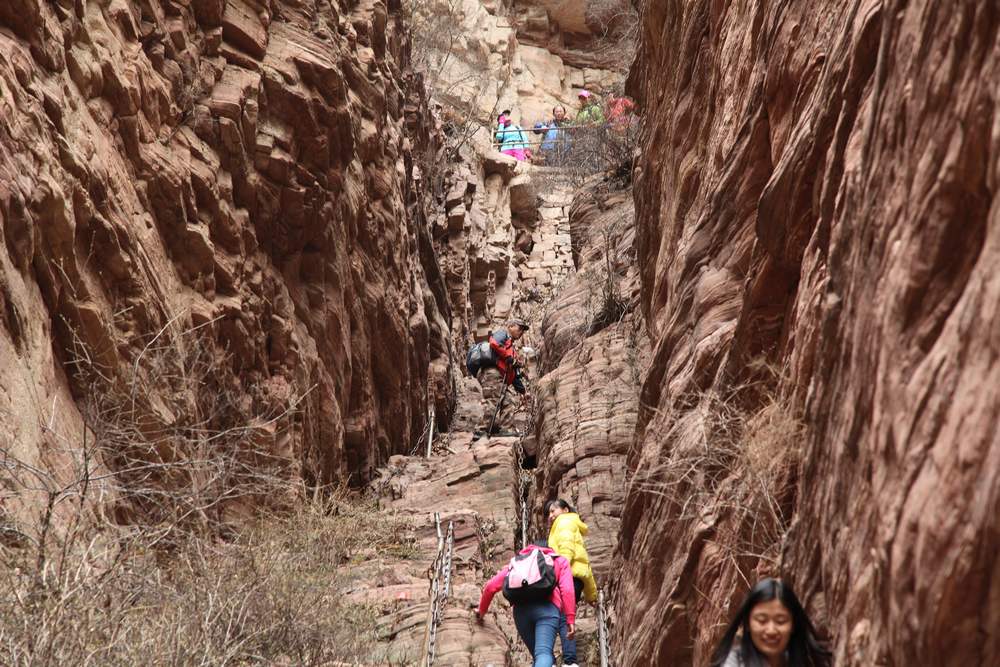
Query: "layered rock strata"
0 0 454 525
360 433 525 665
616 1 1000 665
529 185 643 604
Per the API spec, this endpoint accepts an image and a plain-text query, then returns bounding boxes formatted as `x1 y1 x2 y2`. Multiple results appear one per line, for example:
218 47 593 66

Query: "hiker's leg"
512 604 538 658
531 603 560 667
479 370 512 432
558 613 577 664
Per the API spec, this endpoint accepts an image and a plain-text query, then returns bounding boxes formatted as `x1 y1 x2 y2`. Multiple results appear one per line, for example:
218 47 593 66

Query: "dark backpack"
465 341 494 377
502 548 557 604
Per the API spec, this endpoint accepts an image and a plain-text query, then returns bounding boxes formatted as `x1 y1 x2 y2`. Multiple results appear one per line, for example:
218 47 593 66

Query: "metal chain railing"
597 589 612 667
423 513 455 667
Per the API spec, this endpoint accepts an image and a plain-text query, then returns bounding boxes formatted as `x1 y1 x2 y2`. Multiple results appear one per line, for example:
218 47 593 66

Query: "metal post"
425 516 455 667
427 405 435 458
521 491 528 549
597 589 610 667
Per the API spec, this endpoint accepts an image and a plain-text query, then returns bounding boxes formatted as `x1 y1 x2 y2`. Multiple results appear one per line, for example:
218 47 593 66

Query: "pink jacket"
477 546 577 624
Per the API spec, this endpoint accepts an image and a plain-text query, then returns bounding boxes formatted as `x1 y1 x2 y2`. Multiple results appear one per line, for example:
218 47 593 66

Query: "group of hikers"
465 319 834 666
493 89 637 165
476 499 596 667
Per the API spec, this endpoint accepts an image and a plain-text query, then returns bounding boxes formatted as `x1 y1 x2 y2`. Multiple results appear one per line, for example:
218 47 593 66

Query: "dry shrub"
585 215 632 336
536 122 641 192
587 0 640 74
0 314 416 665
634 383 804 567
0 494 415 666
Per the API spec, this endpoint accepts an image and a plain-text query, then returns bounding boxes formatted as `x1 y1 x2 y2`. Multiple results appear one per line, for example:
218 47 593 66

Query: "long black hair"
544 499 574 515
710 578 832 667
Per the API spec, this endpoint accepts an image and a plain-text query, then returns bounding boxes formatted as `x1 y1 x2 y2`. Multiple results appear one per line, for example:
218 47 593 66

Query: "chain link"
424 514 455 667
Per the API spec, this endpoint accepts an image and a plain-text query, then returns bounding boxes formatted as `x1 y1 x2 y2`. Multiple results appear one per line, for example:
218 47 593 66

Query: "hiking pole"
487 381 510 436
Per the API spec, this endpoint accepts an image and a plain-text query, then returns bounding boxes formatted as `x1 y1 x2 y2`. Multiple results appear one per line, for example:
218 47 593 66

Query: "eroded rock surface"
0 0 453 521
617 1 1000 665
529 185 643 603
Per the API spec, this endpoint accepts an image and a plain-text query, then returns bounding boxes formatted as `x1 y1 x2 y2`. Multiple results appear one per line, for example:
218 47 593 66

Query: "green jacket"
576 103 606 126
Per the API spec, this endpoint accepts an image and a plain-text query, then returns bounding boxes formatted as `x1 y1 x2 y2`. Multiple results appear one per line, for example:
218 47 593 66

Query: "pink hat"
578 89 591 98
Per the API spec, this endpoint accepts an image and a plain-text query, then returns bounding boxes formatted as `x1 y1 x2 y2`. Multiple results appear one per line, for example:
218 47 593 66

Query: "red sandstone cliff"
0 0 455 524
616 1 1000 665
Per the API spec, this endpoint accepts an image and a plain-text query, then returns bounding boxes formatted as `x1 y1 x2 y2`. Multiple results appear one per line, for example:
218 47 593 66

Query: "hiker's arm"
582 569 598 604
489 334 514 363
477 568 507 618
557 560 576 625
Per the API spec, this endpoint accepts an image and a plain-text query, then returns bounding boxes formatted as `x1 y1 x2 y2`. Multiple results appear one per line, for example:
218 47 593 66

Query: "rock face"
0 0 454 520
617 1 1000 665
360 433 526 665
529 187 643 590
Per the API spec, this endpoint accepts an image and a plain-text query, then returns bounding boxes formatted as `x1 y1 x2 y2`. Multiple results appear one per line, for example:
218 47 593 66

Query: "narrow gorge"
1 1 997 666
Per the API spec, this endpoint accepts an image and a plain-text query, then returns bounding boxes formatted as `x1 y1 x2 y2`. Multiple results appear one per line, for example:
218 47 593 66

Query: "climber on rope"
466 318 529 435
495 110 533 162
546 499 598 667
475 539 576 667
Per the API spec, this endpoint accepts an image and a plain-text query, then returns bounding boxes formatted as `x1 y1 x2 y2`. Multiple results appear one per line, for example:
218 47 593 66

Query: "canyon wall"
616 1 1000 665
0 0 456 526
529 184 643 593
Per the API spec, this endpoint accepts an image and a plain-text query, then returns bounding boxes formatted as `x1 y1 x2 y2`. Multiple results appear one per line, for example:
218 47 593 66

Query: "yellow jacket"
548 512 598 603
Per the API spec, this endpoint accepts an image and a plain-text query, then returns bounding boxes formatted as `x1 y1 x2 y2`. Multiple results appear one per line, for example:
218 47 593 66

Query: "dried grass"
0 316 415 665
632 381 804 568
0 494 415 665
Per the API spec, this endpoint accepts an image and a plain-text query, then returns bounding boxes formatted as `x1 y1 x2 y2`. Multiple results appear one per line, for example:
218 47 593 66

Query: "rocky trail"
347 163 616 665
2 0 999 665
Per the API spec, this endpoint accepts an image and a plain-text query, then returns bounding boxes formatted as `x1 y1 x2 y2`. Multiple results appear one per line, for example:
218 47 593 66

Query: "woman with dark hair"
711 578 832 667
545 499 597 667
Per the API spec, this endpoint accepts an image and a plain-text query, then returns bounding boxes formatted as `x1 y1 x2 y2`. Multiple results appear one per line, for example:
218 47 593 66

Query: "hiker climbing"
476 540 576 667
575 90 605 126
495 110 532 162
710 578 832 667
466 318 529 435
546 499 598 667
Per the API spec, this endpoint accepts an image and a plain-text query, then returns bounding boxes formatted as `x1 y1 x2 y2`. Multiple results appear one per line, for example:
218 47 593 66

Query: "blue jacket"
537 120 569 151
495 123 530 151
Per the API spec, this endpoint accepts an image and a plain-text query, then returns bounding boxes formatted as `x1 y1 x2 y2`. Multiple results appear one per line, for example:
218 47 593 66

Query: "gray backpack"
465 341 494 377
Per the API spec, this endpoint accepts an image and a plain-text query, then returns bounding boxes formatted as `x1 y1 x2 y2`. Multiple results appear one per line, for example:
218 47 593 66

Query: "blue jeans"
558 614 577 663
512 601 560 667
558 578 585 663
